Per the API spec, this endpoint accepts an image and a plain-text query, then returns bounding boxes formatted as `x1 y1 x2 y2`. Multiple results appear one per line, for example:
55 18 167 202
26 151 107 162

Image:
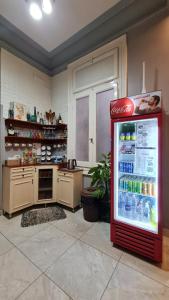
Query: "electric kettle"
67 159 77 170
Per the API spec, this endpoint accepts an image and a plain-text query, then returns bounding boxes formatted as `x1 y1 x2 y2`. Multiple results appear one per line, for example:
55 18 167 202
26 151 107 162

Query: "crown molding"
0 0 167 76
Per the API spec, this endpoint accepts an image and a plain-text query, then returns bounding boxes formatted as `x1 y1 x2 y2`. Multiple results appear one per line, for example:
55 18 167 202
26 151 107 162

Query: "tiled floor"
0 208 169 300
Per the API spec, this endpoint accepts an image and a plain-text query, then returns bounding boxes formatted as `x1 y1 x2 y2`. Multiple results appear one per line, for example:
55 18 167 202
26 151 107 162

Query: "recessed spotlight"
29 2 42 20
42 0 53 15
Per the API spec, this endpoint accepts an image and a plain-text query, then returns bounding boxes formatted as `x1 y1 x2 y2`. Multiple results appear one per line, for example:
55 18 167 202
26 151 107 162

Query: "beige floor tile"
51 209 93 238
0 232 14 256
120 252 169 287
18 225 76 271
102 262 169 300
17 274 70 300
46 240 117 300
0 214 49 246
80 222 122 260
0 247 41 300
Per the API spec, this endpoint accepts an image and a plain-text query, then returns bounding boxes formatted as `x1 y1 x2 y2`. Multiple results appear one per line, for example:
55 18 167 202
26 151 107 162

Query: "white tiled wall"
1 49 52 118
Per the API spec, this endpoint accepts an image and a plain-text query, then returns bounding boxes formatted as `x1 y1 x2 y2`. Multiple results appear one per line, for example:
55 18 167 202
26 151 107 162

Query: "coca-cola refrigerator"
110 91 162 262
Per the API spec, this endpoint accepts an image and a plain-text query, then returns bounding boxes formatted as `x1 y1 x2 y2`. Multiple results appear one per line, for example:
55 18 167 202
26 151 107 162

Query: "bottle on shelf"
43 114 47 125
118 192 125 217
136 197 143 222
119 123 136 141
58 114 63 124
8 123 15 136
28 149 33 164
40 113 44 124
119 161 134 173
23 148 29 164
150 205 157 228
26 108 31 122
34 107 37 123
37 112 40 123
142 198 150 222
119 175 156 197
8 103 14 119
120 132 125 141
131 194 137 219
124 193 132 219
32 145 37 164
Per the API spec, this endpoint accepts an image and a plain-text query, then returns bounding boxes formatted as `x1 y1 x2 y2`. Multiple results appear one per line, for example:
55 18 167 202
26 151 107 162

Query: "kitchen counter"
3 162 67 168
59 168 83 173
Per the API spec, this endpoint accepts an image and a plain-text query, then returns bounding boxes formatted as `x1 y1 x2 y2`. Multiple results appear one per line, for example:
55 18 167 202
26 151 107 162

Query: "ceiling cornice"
0 0 167 76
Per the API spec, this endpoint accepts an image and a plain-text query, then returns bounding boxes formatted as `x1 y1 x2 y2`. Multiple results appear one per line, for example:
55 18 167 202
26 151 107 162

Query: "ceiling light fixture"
42 0 53 15
29 2 42 20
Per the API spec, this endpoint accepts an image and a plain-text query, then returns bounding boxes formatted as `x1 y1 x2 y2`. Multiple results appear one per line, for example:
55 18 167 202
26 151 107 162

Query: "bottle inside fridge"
114 118 158 233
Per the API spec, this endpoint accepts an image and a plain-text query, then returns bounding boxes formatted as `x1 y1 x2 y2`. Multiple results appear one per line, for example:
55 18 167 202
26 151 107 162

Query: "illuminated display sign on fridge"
110 90 161 118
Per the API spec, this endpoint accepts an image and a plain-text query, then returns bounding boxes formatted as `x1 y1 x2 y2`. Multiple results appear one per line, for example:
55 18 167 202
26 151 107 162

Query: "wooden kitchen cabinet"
3 165 82 216
3 166 34 216
11 177 34 211
56 170 83 210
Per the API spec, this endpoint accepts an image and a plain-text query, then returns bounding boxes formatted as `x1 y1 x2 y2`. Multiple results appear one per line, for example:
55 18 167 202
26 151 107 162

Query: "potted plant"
88 153 111 222
81 153 111 223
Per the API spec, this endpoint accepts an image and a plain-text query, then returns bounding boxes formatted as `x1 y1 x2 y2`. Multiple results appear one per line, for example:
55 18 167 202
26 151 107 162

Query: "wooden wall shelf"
5 136 67 145
5 118 67 130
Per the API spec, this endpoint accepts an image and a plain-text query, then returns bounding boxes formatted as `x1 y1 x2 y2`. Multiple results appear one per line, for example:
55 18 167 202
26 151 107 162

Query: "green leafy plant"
88 153 111 199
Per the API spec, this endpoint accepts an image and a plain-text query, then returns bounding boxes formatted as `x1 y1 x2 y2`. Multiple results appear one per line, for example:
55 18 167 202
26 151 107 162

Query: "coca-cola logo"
110 98 134 118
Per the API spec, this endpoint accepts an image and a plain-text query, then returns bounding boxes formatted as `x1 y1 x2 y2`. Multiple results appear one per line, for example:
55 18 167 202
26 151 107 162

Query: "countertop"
3 162 67 168
59 168 83 173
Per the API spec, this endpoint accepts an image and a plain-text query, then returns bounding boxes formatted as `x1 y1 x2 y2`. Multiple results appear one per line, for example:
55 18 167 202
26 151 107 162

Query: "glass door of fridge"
114 118 158 234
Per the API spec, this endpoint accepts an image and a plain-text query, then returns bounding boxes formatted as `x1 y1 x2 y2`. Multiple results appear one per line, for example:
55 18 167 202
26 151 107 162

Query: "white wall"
51 70 68 123
1 49 51 118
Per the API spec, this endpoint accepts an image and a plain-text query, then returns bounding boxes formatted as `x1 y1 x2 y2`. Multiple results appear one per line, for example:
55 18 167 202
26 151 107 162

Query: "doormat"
21 206 66 227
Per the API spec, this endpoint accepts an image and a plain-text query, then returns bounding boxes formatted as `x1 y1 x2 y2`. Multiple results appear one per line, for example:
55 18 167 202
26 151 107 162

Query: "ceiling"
0 0 167 75
0 0 120 52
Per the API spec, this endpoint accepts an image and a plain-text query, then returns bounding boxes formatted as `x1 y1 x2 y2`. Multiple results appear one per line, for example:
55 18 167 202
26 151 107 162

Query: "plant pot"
81 188 99 222
99 201 110 223
99 195 110 223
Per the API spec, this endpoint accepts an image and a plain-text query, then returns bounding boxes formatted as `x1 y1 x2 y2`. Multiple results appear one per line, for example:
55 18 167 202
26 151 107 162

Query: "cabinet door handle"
57 178 59 182
32 179 33 184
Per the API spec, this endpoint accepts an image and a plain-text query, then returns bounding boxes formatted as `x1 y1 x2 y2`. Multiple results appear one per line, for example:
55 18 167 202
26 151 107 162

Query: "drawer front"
11 173 34 180
11 167 34 180
11 167 34 174
58 172 73 179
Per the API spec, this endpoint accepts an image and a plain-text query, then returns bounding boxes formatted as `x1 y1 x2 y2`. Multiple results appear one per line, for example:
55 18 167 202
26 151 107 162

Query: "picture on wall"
11 102 27 121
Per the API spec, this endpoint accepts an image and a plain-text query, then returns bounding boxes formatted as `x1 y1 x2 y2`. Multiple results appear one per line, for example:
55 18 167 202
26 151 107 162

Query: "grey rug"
21 206 66 227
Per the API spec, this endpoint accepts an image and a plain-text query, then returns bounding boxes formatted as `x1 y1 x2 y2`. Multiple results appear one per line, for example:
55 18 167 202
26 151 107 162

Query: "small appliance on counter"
67 159 77 170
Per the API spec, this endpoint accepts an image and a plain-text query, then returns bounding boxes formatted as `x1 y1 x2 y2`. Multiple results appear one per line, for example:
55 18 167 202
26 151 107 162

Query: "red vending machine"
110 91 162 262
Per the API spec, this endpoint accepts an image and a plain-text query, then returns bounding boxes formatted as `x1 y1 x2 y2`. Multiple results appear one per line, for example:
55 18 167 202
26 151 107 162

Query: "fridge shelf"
119 153 135 156
119 190 156 198
119 171 156 178
119 140 136 143
39 187 52 192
